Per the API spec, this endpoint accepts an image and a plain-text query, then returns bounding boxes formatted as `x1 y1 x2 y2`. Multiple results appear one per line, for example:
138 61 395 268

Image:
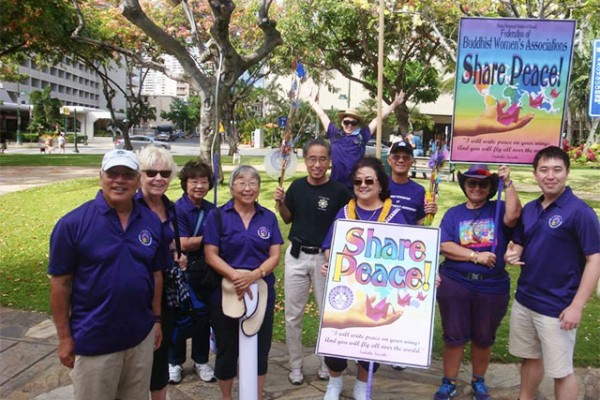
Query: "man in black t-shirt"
274 137 351 385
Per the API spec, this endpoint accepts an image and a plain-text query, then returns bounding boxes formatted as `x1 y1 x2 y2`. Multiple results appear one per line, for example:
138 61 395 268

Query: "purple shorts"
436 275 509 347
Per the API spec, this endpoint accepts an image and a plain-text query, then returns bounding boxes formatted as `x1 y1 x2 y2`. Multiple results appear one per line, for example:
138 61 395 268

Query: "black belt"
300 245 322 254
290 240 322 258
462 271 504 281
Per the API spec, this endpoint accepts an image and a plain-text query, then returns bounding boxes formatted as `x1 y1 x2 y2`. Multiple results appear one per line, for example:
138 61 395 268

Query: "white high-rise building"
141 54 189 98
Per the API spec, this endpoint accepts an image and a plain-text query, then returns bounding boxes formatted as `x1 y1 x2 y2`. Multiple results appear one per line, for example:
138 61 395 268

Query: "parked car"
155 132 171 142
365 139 390 157
154 125 176 141
114 135 171 151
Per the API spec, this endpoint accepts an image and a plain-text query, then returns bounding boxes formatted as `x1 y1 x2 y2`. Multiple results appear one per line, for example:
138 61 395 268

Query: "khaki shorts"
509 300 576 378
70 326 155 400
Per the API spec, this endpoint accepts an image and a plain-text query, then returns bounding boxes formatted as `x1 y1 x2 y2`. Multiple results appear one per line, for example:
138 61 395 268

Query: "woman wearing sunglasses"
320 157 407 400
434 164 521 400
306 90 404 189
135 146 186 400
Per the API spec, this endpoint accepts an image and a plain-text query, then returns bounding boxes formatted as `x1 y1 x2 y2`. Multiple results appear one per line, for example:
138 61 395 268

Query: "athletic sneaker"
471 377 490 400
168 364 183 384
434 377 457 400
288 368 304 385
317 365 330 380
194 362 216 382
391 364 407 371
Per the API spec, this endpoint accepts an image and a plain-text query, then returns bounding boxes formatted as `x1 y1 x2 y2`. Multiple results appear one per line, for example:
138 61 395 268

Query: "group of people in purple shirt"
48 104 599 400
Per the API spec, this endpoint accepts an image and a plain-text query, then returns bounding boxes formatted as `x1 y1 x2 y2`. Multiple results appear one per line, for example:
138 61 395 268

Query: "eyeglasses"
188 179 209 187
465 179 491 189
305 156 329 165
103 170 138 180
233 180 259 190
353 178 377 186
143 170 172 178
342 119 359 127
389 154 412 162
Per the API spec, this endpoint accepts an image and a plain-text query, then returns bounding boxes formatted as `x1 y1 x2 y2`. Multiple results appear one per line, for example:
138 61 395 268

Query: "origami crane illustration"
496 101 521 126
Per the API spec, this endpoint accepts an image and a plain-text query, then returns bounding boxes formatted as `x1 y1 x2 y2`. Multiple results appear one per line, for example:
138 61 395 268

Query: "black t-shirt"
285 177 352 247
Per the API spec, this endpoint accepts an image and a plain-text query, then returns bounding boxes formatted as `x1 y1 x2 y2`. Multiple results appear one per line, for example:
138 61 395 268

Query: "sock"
328 375 343 388
472 373 485 382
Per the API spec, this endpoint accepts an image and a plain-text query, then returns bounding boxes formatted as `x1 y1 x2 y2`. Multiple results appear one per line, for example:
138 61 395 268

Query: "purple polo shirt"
322 204 407 250
513 187 600 318
439 200 511 295
388 178 426 225
327 122 371 188
48 190 169 356
175 194 215 259
135 190 176 248
203 199 283 305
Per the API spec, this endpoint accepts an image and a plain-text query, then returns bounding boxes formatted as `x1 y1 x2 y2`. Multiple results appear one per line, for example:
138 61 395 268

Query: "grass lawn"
0 155 598 367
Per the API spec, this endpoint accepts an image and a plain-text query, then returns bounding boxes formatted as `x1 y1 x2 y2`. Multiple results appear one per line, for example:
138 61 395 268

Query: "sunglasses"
465 179 491 189
353 178 377 186
104 170 138 180
342 119 359 127
143 170 172 178
390 154 412 162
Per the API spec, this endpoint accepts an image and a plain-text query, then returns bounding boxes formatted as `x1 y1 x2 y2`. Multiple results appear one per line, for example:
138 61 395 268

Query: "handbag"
187 209 221 290
167 205 210 344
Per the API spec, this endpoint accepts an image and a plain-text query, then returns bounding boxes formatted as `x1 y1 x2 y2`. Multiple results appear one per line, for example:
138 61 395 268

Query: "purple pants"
436 275 509 347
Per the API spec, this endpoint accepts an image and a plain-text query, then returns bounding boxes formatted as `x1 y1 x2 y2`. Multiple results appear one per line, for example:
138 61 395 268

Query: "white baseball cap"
101 149 139 171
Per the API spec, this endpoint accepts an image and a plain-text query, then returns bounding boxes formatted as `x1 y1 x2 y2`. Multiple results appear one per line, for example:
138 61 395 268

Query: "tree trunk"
222 104 239 155
585 118 599 146
394 103 410 136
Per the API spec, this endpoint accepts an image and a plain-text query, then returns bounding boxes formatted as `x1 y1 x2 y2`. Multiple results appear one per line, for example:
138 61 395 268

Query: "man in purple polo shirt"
387 140 437 226
504 146 600 400
48 149 169 400
306 90 404 189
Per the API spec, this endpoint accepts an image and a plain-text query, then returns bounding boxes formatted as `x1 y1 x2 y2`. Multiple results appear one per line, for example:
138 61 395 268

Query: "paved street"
1 309 599 400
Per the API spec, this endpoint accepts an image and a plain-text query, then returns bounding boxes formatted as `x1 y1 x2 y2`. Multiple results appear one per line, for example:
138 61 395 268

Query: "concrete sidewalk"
1 308 598 400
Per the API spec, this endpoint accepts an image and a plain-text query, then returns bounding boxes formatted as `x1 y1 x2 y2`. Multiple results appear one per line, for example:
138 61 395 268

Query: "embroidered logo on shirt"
138 230 152 246
257 226 271 239
548 215 563 229
318 196 329 210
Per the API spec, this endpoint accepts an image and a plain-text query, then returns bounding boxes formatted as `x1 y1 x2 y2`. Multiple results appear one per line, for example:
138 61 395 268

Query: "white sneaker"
318 365 330 380
288 368 304 385
353 380 367 400
391 364 407 371
193 363 216 382
168 364 183 384
323 375 343 400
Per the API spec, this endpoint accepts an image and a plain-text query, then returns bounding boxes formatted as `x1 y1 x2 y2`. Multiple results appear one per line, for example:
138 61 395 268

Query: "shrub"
564 143 600 164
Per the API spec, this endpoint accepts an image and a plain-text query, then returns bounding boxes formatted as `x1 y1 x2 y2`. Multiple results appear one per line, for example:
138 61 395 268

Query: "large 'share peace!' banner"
316 220 440 368
450 17 576 165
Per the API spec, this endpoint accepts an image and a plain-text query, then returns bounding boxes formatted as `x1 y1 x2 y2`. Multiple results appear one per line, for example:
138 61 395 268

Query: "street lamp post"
16 83 22 145
73 107 79 153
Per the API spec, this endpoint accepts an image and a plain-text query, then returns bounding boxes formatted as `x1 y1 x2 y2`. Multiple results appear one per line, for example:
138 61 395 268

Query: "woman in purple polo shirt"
169 159 216 385
135 146 184 400
434 164 521 400
204 165 283 400
306 90 404 189
320 157 407 400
